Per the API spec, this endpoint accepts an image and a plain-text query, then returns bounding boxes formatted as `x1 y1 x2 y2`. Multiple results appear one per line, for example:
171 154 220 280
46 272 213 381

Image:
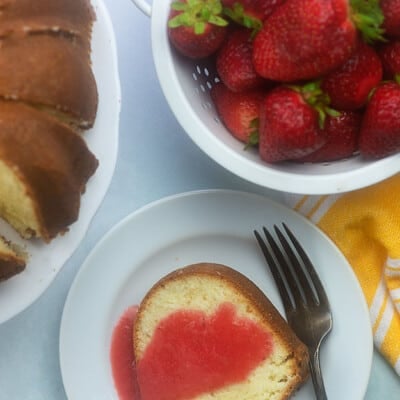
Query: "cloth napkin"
285 174 400 376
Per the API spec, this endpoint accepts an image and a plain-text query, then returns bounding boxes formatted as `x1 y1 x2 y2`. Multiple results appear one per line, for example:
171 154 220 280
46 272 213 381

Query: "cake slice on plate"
134 262 309 400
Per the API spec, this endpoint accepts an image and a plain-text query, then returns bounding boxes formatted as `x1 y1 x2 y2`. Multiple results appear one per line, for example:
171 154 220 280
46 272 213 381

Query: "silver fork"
254 223 333 400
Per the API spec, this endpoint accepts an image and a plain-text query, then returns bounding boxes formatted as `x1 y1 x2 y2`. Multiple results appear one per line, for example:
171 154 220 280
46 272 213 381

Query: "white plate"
0 0 121 324
60 189 372 400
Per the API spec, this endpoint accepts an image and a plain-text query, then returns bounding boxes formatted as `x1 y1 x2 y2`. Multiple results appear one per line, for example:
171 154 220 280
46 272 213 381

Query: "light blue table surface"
1 1 399 399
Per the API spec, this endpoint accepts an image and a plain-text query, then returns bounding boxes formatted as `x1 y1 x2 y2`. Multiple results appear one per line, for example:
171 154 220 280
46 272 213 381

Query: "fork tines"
254 223 330 310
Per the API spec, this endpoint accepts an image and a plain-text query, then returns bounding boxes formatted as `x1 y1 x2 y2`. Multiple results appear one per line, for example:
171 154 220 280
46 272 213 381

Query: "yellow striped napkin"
285 174 400 375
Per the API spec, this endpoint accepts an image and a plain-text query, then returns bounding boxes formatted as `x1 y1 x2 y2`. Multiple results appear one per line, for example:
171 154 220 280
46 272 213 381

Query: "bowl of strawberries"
131 0 400 194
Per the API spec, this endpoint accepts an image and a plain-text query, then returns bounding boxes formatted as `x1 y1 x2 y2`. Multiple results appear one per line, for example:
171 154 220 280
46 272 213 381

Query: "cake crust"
0 34 98 129
0 0 95 44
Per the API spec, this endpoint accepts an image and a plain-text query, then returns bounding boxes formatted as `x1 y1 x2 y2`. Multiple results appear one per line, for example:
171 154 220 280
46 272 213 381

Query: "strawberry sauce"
110 303 273 400
137 303 273 400
110 305 140 400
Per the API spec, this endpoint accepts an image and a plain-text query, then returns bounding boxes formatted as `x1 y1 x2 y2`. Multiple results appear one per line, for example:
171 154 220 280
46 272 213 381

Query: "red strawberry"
359 81 400 158
252 0 385 82
258 84 335 163
221 0 284 18
321 42 383 111
298 112 362 162
216 28 268 92
168 0 228 59
250 0 287 20
211 82 265 144
378 40 400 81
380 0 400 38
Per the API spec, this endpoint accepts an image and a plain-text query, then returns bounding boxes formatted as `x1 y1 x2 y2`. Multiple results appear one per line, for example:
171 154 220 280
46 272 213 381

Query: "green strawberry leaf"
209 15 230 26
288 81 341 129
244 118 259 149
168 0 228 31
171 2 188 11
168 14 184 28
325 107 341 118
223 3 262 36
350 0 386 43
194 21 206 34
315 106 327 130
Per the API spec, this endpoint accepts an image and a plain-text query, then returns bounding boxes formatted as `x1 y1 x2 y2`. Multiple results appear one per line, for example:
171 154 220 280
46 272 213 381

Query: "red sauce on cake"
111 302 273 400
110 305 140 400
137 302 273 400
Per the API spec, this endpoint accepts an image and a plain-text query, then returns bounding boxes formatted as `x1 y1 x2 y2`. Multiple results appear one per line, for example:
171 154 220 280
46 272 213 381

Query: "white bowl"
131 0 400 194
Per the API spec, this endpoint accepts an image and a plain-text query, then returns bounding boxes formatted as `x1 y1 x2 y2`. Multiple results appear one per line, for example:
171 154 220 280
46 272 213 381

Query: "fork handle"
309 346 328 400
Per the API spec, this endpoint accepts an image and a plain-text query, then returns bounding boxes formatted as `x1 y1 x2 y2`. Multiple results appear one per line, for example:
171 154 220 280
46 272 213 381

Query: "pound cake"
0 101 98 242
0 236 26 281
0 0 94 49
134 263 309 400
0 0 98 281
0 34 98 129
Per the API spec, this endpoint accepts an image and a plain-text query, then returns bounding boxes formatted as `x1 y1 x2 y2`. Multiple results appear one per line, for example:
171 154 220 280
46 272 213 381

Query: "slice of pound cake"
0 101 98 242
0 236 26 281
134 263 309 400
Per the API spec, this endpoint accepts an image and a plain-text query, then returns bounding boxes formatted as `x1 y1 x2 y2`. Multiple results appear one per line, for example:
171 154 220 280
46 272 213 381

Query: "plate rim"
59 188 373 400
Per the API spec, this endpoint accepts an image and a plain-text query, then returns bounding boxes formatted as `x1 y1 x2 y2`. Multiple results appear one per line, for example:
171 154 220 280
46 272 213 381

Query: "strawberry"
210 82 265 144
252 0 385 82
321 42 383 111
168 0 228 59
299 112 362 162
258 83 339 162
378 40 400 81
380 0 400 38
216 28 269 92
249 0 287 20
359 81 400 158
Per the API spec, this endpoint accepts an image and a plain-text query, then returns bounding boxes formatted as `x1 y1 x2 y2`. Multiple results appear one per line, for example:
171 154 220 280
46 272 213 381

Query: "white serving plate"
60 189 372 400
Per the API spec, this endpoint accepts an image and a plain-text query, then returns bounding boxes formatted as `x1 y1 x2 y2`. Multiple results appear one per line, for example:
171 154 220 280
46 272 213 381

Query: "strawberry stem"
367 86 377 101
350 0 386 43
244 118 259 149
288 81 340 129
168 0 228 33
223 2 262 36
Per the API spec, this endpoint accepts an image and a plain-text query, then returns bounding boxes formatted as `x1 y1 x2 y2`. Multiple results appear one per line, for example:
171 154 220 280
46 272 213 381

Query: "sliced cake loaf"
0 101 98 242
0 0 98 282
0 34 98 130
0 236 26 281
134 263 309 400
0 0 94 49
